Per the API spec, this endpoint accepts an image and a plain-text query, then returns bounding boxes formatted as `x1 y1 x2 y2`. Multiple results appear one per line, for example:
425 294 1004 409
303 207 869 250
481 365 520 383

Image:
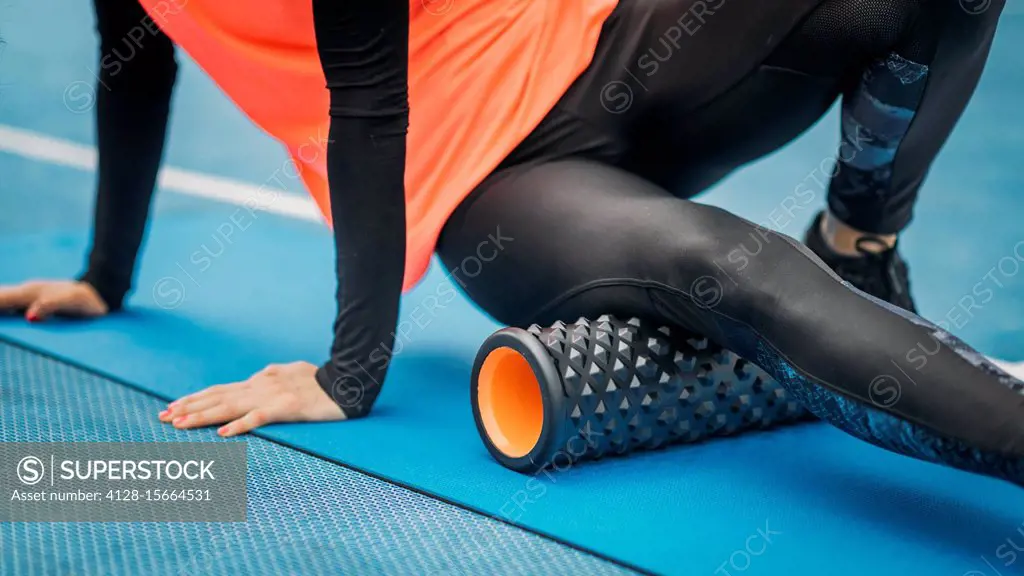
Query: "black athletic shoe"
804 212 917 313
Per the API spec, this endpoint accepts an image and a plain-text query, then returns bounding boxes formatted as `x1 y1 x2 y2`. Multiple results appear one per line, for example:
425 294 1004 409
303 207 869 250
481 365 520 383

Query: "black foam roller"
471 315 813 473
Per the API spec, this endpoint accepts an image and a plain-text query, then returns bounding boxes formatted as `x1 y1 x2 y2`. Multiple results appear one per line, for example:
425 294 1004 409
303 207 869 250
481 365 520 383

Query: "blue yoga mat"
2 199 1024 575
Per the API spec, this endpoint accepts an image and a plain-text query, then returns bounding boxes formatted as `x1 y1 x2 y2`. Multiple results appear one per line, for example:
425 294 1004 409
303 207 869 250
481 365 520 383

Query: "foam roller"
471 315 812 473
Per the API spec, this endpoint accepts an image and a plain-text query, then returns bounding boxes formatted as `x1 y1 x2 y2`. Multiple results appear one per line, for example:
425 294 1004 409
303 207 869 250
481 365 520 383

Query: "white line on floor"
0 123 322 222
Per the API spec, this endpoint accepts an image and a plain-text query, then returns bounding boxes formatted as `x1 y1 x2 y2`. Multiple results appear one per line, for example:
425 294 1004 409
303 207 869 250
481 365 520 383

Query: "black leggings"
438 0 1024 482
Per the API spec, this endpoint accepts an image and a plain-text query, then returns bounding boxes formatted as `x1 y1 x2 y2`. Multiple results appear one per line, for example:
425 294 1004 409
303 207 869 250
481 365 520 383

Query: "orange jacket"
138 0 618 290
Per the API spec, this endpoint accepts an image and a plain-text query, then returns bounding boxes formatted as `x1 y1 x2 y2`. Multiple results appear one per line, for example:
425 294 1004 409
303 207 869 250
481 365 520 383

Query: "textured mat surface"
0 340 636 576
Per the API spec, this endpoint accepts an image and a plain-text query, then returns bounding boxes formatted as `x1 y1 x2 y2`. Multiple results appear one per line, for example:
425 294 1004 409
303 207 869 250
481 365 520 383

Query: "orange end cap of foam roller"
477 347 544 459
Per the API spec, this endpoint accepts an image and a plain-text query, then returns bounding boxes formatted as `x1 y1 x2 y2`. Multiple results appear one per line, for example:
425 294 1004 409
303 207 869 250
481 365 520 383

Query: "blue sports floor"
3 2 1024 575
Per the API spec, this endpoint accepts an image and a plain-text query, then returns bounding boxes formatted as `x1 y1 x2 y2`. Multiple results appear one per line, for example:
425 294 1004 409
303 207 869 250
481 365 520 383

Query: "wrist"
315 362 374 419
77 268 127 312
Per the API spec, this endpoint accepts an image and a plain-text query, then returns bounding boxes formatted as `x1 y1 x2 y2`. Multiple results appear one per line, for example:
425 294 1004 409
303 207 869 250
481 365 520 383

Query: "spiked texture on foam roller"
526 315 812 464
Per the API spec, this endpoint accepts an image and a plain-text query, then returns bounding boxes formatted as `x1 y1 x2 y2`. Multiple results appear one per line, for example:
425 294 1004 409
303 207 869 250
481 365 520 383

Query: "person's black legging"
438 0 1024 483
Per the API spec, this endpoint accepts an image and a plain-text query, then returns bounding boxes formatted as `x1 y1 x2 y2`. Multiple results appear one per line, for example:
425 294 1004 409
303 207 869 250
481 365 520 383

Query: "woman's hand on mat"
159 361 346 436
0 280 109 321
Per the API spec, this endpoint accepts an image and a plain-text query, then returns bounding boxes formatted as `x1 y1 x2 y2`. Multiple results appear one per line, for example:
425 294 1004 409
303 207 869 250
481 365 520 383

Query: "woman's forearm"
80 0 178 309
312 0 410 418
314 114 407 418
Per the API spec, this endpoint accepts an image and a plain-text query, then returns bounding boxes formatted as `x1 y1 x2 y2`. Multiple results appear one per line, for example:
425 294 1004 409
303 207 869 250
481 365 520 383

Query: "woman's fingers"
168 383 254 429
162 394 225 422
161 383 238 421
0 281 108 320
218 409 274 437
0 283 40 312
172 384 227 407
173 403 248 429
26 292 71 321
35 283 108 319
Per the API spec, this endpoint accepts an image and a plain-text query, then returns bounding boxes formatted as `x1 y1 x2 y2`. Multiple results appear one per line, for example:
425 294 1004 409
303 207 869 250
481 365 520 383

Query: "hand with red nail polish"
0 280 109 322
159 361 345 437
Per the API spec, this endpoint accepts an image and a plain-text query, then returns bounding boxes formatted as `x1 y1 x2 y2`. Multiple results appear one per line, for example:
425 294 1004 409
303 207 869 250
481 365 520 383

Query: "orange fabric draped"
137 0 618 290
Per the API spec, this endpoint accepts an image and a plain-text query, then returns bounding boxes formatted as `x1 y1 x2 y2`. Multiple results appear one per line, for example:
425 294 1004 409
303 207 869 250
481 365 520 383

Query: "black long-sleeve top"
83 0 410 418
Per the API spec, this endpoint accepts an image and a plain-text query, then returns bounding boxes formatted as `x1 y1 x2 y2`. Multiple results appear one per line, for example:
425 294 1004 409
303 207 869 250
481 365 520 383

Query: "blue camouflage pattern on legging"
838 53 930 193
716 284 1024 485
